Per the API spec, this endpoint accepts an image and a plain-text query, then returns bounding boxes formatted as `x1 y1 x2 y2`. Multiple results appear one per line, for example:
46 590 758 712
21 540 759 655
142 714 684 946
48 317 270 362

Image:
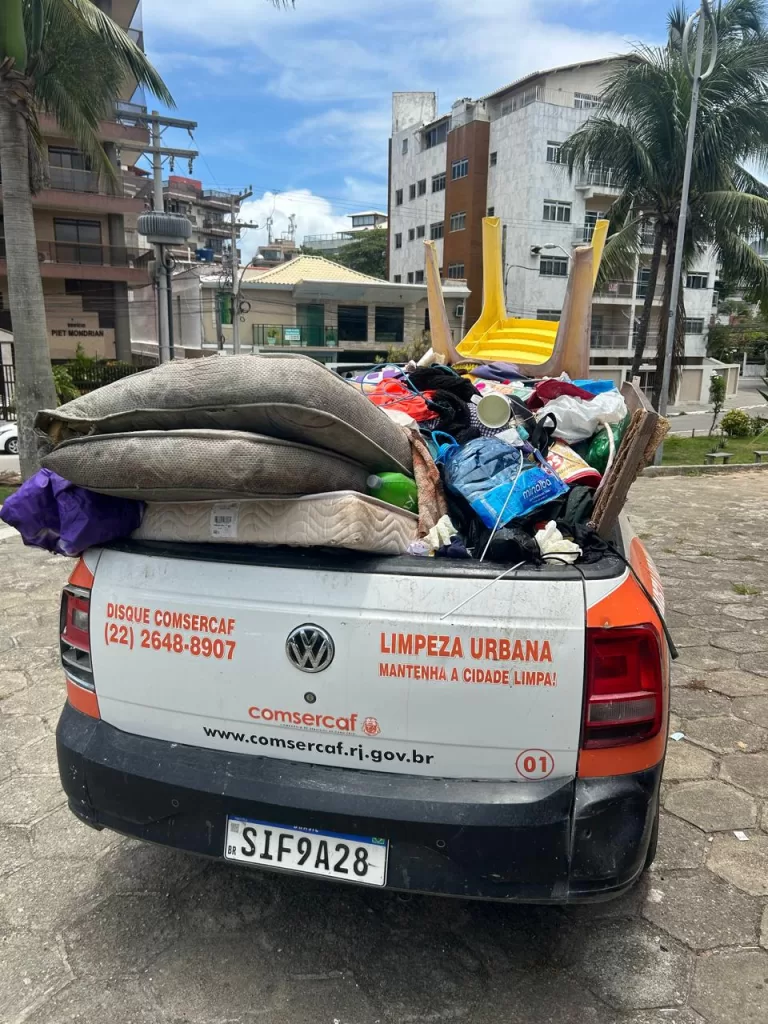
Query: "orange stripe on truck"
579 540 669 778
66 679 100 719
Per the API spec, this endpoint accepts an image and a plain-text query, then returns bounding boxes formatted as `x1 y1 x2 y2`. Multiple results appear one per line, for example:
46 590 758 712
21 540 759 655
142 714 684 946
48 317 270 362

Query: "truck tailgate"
90 549 586 781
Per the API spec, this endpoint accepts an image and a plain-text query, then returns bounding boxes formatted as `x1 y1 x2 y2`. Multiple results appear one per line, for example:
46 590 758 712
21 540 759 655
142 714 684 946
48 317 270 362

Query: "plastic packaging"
536 390 628 444
571 379 618 396
535 521 582 564
440 438 568 530
546 440 602 488
584 414 630 473
367 473 419 512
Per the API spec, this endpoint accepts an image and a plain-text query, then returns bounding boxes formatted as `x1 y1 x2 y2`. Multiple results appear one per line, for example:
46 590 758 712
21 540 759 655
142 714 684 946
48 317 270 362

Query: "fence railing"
252 324 340 349
66 362 143 393
0 239 152 268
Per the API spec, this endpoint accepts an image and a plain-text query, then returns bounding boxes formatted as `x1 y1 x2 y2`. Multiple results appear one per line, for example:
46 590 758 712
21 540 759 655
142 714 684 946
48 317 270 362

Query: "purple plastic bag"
0 469 143 556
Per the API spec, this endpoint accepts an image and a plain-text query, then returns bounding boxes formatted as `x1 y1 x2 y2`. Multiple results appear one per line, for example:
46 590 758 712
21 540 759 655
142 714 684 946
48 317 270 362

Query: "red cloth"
526 379 597 410
367 380 436 422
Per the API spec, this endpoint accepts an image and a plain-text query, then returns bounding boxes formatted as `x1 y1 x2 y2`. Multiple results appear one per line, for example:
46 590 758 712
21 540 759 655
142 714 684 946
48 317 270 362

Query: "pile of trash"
1 352 659 567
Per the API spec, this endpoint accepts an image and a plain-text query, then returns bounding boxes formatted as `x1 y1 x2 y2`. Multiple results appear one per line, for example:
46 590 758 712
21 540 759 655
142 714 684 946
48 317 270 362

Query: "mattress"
36 354 413 474
133 493 419 555
41 430 370 501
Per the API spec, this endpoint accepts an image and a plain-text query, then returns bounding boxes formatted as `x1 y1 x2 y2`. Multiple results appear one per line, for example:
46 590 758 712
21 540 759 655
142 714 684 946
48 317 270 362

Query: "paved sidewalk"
1 473 767 1024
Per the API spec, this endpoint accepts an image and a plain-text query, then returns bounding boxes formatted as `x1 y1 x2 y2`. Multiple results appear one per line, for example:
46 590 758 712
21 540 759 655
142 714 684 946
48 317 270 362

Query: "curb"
642 462 768 477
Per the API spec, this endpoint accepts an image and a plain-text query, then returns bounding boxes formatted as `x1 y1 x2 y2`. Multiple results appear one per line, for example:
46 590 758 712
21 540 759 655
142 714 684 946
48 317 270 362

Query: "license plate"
224 816 388 887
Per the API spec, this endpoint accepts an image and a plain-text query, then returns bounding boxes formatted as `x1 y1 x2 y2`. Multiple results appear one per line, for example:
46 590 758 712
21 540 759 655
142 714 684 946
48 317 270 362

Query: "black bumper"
57 704 662 903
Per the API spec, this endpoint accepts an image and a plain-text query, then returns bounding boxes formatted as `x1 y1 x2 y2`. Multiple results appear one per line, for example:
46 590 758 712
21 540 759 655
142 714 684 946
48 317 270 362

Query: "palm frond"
597 215 644 284
714 228 768 300
43 0 173 107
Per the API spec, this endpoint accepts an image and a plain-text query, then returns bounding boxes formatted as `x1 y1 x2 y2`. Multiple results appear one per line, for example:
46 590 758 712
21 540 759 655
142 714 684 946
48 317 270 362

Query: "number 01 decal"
515 749 555 781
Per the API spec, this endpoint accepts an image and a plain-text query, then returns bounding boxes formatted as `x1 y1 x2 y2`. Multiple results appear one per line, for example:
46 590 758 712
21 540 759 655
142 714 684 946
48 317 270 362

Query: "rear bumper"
57 704 662 903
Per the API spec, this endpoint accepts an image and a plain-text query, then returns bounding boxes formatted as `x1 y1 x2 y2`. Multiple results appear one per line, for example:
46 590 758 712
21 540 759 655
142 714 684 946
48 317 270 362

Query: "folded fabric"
407 428 449 537
526 378 597 410
407 365 479 401
367 380 435 422
467 362 527 382
0 468 143 556
427 390 478 443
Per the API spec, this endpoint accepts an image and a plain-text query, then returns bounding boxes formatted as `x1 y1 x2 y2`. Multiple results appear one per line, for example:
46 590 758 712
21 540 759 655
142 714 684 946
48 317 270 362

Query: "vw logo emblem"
285 624 335 674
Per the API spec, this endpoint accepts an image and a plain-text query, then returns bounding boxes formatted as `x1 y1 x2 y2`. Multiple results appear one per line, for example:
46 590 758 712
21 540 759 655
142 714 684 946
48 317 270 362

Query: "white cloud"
237 189 351 262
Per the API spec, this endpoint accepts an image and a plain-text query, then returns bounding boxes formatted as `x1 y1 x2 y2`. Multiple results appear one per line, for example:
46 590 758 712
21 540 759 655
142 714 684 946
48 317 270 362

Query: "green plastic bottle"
367 473 419 513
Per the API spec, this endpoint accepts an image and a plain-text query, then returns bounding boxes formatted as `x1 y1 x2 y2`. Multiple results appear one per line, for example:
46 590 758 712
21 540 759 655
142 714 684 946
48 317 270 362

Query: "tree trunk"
0 88 58 479
630 220 664 379
652 230 685 411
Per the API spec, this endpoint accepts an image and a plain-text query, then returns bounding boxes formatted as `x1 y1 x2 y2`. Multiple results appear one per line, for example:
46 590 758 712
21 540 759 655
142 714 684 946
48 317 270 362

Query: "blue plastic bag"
0 469 143 556
440 437 568 529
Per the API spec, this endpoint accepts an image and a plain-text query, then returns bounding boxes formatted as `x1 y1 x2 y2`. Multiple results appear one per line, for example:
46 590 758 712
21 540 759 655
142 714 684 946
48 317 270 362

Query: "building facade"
304 211 388 255
0 0 154 363
159 176 242 263
388 62 723 401
169 254 468 362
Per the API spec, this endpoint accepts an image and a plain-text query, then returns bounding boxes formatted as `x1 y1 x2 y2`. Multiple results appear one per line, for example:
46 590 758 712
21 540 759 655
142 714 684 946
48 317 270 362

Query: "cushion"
133 493 419 555
36 354 412 474
41 430 370 501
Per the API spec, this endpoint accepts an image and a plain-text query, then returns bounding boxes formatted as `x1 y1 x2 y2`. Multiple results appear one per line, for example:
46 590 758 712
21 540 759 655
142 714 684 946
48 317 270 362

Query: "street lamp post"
655 0 718 462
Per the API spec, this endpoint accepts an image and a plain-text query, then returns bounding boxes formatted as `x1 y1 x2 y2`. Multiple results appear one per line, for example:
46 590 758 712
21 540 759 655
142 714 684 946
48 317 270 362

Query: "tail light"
60 584 100 718
583 625 663 748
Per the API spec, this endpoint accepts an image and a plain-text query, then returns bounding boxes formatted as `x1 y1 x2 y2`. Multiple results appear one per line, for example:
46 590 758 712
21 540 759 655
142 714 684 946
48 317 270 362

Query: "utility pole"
146 110 199 362
229 188 259 355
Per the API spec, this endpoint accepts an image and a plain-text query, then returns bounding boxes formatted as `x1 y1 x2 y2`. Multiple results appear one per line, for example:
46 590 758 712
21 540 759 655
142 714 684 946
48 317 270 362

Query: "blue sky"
140 0 675 258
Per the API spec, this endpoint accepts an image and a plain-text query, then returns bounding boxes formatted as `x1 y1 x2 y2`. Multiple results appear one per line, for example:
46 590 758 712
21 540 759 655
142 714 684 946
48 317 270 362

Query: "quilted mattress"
36 354 412 474
41 430 370 501
133 493 419 555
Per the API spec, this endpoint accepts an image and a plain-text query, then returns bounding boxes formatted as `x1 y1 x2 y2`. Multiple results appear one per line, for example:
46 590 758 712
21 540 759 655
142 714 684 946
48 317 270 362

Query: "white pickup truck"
56 514 668 902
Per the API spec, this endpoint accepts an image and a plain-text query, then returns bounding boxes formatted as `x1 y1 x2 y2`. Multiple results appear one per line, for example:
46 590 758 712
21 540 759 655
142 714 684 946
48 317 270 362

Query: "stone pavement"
1 473 767 1024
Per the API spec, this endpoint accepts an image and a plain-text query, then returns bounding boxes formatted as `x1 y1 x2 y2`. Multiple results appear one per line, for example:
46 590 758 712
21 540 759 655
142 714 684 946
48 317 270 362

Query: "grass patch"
0 485 16 503
662 434 768 466
732 582 762 596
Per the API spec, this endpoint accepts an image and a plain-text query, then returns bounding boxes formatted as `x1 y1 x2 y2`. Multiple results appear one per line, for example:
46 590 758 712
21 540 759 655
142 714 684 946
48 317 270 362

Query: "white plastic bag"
536 391 627 444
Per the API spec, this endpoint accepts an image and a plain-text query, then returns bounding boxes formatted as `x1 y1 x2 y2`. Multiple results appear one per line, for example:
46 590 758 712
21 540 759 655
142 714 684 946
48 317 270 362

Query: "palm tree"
561 0 768 409
1 0 295 480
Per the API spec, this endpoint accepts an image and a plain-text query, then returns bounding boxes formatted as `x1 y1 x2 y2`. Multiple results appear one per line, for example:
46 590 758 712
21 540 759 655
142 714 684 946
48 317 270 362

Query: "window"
424 121 448 149
431 172 446 193
418 178 427 196
352 214 376 227
449 212 466 232
430 221 444 240
407 228 415 242
409 183 417 201
451 158 469 180
337 305 368 343
540 256 569 277
574 92 600 109
537 309 562 321
414 270 424 283
416 224 425 238
394 232 402 249
487 206 495 217
395 188 403 206
637 266 652 299
375 306 404 343
543 200 571 223
54 218 103 264
580 210 603 243
407 272 414 283
402 138 408 156
48 147 95 191
490 151 498 167
686 273 709 289
447 263 465 279
546 141 563 163
393 274 402 283
684 318 705 334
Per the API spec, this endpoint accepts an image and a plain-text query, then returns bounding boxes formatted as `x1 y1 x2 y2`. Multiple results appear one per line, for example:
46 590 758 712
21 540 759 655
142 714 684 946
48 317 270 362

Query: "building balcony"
593 280 664 304
203 217 232 235
38 107 149 149
576 168 622 201
0 238 152 286
0 168 144 215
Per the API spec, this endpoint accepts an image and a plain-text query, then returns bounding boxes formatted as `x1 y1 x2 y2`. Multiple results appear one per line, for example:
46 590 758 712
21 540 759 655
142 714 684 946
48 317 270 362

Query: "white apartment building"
388 60 724 402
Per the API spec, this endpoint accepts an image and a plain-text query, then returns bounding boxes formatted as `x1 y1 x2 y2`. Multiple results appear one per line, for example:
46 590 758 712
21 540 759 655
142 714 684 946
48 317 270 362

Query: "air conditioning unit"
455 303 465 318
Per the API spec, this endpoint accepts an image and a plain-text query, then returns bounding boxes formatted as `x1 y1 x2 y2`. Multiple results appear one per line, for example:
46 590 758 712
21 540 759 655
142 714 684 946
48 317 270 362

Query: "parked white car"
0 421 18 455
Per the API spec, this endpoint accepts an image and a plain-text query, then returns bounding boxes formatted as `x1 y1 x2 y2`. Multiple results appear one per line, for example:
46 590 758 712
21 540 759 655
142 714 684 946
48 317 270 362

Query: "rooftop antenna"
287 213 297 243
266 215 274 245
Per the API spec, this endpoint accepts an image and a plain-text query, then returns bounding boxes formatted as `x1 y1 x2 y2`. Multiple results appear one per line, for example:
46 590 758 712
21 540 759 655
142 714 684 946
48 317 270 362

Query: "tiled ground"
1 472 767 1024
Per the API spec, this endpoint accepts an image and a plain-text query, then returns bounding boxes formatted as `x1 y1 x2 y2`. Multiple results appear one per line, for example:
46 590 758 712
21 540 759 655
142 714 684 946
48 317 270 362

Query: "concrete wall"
43 279 116 360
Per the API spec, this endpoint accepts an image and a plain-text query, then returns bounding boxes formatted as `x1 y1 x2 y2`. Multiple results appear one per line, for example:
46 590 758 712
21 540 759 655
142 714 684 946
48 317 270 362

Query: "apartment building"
0 0 156 363
388 61 723 401
159 176 243 263
304 211 388 255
